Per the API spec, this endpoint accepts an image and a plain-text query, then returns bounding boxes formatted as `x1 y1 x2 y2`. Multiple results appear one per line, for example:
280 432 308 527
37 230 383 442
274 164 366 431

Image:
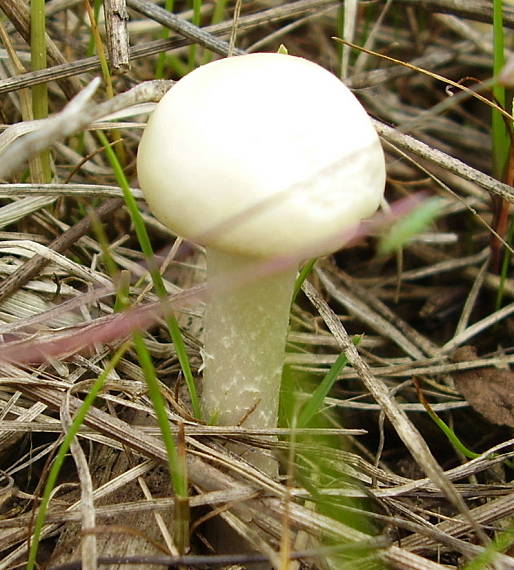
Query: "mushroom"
137 52 386 473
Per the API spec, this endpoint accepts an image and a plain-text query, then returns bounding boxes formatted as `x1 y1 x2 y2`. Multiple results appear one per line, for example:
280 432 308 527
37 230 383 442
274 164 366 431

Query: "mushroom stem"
202 247 297 472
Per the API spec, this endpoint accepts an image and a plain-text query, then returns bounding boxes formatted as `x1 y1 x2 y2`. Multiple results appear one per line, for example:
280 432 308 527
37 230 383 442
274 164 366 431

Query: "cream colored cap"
137 53 386 258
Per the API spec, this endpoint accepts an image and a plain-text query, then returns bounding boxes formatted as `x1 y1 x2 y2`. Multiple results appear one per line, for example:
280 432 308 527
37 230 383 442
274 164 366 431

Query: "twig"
126 0 244 56
0 0 338 95
0 79 172 178
301 279 490 547
104 0 130 73
374 119 514 203
0 0 82 98
393 0 514 28
0 198 123 304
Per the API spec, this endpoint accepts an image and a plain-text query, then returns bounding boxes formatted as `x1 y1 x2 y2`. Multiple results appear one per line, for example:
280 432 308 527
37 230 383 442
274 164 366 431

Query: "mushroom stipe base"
202 248 297 475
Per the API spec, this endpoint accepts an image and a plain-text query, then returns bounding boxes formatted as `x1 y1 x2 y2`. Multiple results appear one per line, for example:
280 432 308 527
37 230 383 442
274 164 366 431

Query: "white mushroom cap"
137 53 386 258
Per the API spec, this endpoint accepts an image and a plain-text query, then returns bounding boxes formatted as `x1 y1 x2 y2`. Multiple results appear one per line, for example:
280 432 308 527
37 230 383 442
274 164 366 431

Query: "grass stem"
30 0 52 182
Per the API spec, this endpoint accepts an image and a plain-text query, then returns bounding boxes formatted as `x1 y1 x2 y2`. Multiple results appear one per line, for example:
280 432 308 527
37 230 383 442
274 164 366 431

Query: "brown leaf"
452 346 514 428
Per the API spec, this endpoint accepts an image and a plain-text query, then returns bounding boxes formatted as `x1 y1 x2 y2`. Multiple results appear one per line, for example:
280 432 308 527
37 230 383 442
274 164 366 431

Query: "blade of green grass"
96 130 201 420
297 336 361 429
188 0 202 70
30 0 52 182
26 342 130 570
132 331 190 553
292 258 316 302
297 350 350 428
86 0 103 57
155 0 175 79
201 0 228 65
85 0 127 165
85 0 114 99
492 0 509 179
89 201 190 551
378 197 444 255
492 0 513 310
426 406 480 459
414 379 481 459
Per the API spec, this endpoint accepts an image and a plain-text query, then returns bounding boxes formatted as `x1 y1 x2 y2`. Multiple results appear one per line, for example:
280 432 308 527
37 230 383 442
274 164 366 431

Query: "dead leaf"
452 346 514 428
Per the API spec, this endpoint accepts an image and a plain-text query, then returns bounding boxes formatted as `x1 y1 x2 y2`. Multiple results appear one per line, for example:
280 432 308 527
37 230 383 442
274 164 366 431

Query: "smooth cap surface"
137 53 386 258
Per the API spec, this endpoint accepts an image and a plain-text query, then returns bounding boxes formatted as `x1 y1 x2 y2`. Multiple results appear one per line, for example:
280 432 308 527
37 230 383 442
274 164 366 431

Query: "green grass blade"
188 0 202 70
378 197 444 255
415 380 480 459
155 0 175 78
426 407 480 460
297 351 349 428
491 0 512 311
292 258 317 302
492 0 509 178
26 342 130 570
86 0 103 57
132 331 190 552
96 130 201 420
89 200 190 551
30 0 52 182
201 0 228 64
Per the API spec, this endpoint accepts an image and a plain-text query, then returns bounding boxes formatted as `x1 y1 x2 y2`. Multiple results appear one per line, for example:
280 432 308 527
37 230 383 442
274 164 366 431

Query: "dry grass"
0 0 513 569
